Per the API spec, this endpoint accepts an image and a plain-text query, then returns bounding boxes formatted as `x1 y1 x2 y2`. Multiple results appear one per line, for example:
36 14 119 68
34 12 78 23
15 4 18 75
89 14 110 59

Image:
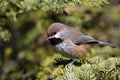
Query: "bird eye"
48 32 56 37
53 32 56 35
51 32 56 36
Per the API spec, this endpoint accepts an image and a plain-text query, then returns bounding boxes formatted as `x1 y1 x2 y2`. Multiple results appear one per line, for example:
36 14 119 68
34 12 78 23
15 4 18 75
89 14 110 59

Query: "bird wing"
64 27 116 48
65 27 96 45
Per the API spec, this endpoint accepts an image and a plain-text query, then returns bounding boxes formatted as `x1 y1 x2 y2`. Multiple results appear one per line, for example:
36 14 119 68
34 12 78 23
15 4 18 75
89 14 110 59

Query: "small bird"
47 23 116 64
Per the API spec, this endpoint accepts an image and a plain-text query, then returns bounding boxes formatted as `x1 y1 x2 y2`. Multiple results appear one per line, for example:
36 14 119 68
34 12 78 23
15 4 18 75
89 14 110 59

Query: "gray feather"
86 40 117 48
63 27 117 48
64 27 95 45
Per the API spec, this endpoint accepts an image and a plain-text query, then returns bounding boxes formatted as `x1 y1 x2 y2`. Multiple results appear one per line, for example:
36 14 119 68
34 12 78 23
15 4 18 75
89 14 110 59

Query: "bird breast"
54 39 89 58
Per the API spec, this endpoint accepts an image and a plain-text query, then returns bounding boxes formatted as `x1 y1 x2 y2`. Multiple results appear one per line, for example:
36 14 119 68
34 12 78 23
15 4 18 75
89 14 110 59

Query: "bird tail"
97 41 117 48
86 40 117 48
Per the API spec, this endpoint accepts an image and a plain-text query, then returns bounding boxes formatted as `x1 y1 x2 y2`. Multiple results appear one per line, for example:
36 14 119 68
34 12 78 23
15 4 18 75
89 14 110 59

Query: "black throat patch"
49 37 63 45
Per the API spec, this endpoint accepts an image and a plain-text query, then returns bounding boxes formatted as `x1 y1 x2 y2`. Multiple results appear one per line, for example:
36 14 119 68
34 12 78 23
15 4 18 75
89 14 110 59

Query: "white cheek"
54 32 61 38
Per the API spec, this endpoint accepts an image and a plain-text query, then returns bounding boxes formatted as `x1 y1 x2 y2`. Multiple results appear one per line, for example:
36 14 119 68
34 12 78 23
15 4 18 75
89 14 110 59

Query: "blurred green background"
0 0 120 80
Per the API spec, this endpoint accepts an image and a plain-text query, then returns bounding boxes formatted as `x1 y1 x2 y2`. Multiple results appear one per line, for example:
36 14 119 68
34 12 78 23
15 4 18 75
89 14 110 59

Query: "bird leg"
65 59 77 68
